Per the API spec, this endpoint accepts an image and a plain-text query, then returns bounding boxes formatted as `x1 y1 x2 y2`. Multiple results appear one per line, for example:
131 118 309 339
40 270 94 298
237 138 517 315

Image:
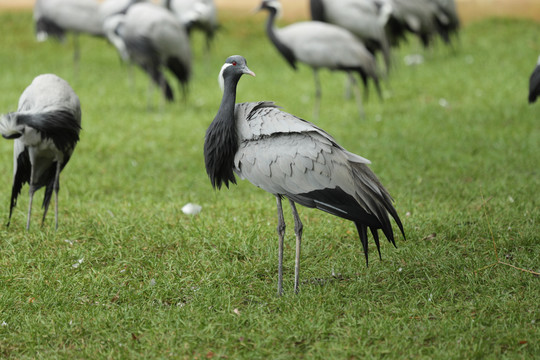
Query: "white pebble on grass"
182 203 202 215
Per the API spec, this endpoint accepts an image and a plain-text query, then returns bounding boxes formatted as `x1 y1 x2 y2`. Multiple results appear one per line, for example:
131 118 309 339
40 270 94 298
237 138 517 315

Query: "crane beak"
243 67 256 77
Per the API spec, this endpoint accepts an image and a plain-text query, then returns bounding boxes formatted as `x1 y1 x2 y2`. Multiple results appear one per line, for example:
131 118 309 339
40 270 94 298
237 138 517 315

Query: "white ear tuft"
218 63 233 92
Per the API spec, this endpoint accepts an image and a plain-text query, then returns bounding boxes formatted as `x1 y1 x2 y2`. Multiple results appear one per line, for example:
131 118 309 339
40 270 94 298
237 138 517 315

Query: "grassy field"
0 9 538 359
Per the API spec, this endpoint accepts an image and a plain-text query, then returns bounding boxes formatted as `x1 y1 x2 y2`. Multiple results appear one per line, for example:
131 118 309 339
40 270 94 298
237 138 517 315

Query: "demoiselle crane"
310 0 393 74
105 2 192 103
162 0 219 52
529 55 540 104
0 74 81 230
204 55 405 295
34 0 104 66
257 0 381 118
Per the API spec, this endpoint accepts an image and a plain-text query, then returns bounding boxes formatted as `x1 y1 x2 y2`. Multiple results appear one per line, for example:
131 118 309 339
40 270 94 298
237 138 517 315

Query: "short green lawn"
0 9 538 359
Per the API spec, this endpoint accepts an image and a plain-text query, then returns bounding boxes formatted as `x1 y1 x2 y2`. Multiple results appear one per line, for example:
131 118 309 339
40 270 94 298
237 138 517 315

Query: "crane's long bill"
243 67 256 77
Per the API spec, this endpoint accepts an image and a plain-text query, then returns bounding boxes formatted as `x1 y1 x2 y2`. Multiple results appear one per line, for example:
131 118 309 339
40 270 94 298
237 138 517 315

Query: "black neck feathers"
204 70 241 189
309 0 326 22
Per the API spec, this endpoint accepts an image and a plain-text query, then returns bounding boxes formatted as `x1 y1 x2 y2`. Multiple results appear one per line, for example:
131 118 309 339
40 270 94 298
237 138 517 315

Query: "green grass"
0 9 538 359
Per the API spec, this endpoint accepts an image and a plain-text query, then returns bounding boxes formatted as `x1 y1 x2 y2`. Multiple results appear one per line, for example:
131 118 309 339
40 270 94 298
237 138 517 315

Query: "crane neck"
263 7 297 70
216 76 240 125
204 73 241 190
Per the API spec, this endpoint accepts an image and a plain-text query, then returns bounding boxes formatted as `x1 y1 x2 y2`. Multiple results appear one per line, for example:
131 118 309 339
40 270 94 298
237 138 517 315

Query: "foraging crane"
104 2 192 102
384 0 459 48
0 74 81 230
162 0 219 52
100 0 149 62
34 0 104 65
204 55 405 295
529 55 540 104
310 0 393 74
257 0 381 118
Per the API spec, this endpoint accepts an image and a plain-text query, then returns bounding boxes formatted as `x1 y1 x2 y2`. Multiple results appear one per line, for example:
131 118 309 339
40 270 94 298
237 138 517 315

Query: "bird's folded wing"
234 131 357 199
236 102 370 164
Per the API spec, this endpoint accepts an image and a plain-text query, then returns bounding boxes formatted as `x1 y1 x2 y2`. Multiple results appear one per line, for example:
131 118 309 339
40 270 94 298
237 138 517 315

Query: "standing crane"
103 2 192 103
310 0 393 74
204 55 405 295
257 0 381 118
529 55 540 104
34 0 104 66
0 74 81 230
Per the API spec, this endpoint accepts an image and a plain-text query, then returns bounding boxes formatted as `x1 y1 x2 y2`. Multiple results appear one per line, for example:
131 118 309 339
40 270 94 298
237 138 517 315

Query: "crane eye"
232 61 237 66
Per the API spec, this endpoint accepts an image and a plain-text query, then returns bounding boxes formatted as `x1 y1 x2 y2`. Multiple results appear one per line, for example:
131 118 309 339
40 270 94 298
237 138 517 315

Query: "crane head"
218 55 256 92
255 0 282 18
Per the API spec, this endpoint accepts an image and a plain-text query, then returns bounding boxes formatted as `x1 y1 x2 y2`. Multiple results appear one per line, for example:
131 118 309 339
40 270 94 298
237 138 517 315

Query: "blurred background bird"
0 74 81 230
103 1 192 105
310 0 393 74
162 0 219 54
257 0 381 118
528 55 540 104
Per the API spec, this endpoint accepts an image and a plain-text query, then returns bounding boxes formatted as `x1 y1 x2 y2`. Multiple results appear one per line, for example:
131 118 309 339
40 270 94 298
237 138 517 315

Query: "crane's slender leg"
347 73 365 119
344 75 353 100
275 195 286 296
53 162 61 230
312 69 321 119
289 200 303 294
26 166 36 230
26 187 36 231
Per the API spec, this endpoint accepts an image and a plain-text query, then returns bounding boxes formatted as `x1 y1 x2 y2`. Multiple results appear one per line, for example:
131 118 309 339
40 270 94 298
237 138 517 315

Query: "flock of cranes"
3 0 535 294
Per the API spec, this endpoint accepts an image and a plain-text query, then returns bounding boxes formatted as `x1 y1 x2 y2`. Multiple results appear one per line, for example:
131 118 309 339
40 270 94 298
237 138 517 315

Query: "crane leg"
275 195 285 296
289 200 303 294
53 162 61 230
312 69 321 119
347 73 365 119
26 187 36 231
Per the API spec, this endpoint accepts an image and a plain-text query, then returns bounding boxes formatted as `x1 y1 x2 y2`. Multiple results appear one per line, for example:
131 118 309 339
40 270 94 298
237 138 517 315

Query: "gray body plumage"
529 55 540 104
204 56 404 295
108 2 192 101
34 0 104 40
0 74 81 230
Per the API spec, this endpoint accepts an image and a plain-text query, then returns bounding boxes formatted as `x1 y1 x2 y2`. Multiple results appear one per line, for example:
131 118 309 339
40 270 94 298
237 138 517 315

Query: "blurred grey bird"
384 0 459 48
257 0 381 119
162 0 219 53
529 55 540 104
310 0 393 74
103 2 192 103
204 55 405 295
34 0 104 66
0 74 81 230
